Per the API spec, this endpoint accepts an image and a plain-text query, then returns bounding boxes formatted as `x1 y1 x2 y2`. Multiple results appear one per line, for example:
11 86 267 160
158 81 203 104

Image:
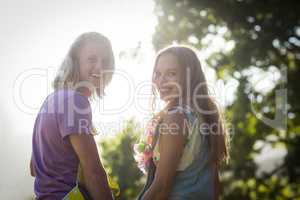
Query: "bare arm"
69 134 113 200
30 155 36 177
142 112 186 200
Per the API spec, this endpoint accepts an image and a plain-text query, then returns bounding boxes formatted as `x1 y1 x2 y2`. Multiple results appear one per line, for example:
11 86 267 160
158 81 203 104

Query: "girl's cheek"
167 76 176 83
153 80 159 88
172 77 180 86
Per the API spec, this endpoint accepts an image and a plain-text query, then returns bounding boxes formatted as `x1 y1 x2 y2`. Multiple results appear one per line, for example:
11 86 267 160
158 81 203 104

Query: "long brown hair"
152 45 230 166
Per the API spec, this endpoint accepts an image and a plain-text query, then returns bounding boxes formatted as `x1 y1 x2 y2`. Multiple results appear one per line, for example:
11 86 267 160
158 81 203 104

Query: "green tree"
98 119 145 200
152 0 300 199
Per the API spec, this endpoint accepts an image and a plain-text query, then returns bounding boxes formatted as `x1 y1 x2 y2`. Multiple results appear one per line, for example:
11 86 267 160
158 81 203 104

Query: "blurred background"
0 0 299 199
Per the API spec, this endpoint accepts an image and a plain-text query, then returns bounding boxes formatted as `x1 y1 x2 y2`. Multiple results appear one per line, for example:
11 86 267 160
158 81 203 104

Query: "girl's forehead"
156 53 180 70
79 41 110 57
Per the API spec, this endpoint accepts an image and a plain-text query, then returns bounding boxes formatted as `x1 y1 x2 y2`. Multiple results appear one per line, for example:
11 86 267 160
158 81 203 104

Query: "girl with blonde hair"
30 32 115 200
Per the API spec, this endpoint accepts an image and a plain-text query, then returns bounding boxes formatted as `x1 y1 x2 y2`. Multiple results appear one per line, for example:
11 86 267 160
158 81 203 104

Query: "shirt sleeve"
57 92 92 139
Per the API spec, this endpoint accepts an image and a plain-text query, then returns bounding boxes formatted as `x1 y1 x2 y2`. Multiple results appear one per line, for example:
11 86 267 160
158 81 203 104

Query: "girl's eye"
167 71 176 76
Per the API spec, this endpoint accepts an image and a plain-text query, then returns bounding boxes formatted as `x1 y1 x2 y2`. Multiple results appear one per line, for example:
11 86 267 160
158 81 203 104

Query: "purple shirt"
32 89 92 199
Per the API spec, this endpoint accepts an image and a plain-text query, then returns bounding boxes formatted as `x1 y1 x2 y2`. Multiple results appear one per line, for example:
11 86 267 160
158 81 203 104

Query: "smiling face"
153 53 182 103
77 41 111 96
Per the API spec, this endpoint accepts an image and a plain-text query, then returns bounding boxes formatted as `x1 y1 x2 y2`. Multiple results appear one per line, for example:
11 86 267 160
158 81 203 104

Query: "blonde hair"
152 45 230 166
53 32 115 97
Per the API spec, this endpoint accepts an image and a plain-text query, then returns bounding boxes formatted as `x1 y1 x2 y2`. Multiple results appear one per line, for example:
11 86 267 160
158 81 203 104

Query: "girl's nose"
160 74 169 82
157 75 168 87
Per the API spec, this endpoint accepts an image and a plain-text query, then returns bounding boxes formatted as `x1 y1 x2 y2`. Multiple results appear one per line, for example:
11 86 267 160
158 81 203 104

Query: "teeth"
160 89 170 92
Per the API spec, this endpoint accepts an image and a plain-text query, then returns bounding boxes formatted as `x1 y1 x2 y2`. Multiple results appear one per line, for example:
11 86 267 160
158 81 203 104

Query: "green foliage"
98 119 145 200
151 0 300 199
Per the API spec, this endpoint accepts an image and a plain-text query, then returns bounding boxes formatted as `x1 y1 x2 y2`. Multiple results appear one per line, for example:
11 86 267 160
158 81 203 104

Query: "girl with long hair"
30 32 114 200
135 45 230 200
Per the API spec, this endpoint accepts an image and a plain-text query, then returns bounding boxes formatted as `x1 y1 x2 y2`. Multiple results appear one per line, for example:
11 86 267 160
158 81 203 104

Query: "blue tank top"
167 107 214 200
137 106 216 200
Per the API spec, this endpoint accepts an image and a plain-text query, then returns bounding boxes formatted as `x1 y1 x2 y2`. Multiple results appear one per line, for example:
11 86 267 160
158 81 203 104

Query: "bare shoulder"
160 108 188 136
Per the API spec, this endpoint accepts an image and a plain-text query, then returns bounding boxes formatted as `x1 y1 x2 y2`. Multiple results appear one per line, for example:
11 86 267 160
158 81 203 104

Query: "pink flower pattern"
133 118 159 173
